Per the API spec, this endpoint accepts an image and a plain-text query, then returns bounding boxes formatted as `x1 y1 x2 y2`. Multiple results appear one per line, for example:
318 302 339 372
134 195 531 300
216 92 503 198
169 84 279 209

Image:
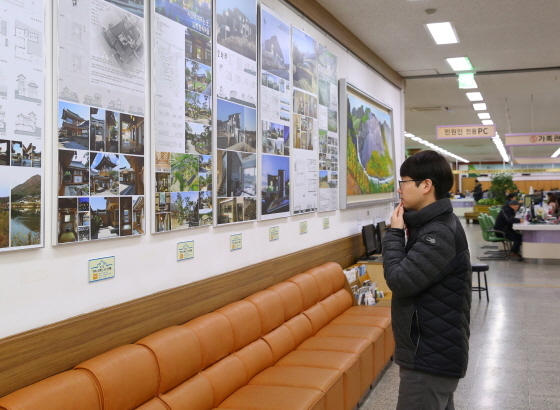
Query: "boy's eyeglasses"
398 179 423 188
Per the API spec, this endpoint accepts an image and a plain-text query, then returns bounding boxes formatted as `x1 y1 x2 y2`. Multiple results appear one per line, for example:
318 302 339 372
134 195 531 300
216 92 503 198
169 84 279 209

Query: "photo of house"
90 197 119 239
294 114 315 150
131 196 145 235
119 196 134 236
292 27 318 95
185 59 212 94
120 114 144 155
58 101 89 150
170 153 199 192
217 150 256 197
261 154 289 216
217 195 256 224
104 110 120 152
261 7 290 81
155 172 170 193
155 0 211 36
118 155 144 195
155 192 171 232
20 141 41 167
155 151 170 172
185 122 211 155
58 149 89 196
216 99 256 152
90 108 106 151
11 141 22 166
262 121 288 155
185 90 212 125
58 198 78 243
185 27 211 65
216 0 257 61
170 191 199 230
90 153 119 196
0 140 10 166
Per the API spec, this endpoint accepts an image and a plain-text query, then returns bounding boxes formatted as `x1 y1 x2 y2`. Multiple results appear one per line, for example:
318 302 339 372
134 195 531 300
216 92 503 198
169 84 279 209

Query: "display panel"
339 80 396 208
291 27 318 215
317 44 339 212
0 0 45 251
215 0 258 225
260 5 291 220
56 0 146 243
152 0 213 231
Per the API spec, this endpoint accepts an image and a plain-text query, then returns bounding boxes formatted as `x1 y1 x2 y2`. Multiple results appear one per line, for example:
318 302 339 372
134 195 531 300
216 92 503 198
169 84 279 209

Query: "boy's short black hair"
400 150 454 200
507 193 517 199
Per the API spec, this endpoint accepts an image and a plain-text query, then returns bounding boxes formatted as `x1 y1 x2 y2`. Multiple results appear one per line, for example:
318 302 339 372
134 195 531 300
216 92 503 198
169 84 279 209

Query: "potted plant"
489 173 518 205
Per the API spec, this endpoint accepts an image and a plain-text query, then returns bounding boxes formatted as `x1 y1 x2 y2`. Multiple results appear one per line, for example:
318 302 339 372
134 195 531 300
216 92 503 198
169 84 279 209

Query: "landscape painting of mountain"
346 90 394 195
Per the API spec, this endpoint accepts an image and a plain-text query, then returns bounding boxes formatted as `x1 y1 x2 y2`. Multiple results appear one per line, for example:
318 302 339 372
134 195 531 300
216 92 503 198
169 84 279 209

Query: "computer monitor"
359 224 379 261
376 221 387 252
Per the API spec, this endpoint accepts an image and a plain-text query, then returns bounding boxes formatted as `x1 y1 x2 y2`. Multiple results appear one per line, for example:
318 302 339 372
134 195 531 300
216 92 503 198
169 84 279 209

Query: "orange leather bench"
0 262 394 410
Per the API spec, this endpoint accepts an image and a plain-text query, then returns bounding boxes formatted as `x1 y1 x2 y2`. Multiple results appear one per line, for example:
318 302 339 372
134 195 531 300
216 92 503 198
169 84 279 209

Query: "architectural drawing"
83 93 102 107
0 105 6 132
100 12 143 72
108 99 123 111
60 86 79 103
0 69 7 97
15 110 41 136
15 73 41 103
14 19 41 63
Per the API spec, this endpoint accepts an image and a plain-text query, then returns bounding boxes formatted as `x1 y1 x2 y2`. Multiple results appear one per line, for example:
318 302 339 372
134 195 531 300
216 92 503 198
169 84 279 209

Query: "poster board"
339 79 396 208
55 0 146 244
152 0 213 232
0 0 45 251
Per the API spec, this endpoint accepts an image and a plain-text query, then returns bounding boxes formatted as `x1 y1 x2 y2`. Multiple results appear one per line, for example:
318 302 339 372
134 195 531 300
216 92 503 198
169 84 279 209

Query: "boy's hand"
391 201 405 229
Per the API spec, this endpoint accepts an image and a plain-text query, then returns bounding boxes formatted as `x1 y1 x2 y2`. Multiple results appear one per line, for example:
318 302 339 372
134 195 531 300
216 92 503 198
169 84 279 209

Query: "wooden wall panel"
0 234 364 397
284 0 403 89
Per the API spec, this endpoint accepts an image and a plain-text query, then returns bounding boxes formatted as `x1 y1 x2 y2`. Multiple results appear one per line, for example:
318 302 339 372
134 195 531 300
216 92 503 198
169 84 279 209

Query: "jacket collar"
403 198 453 228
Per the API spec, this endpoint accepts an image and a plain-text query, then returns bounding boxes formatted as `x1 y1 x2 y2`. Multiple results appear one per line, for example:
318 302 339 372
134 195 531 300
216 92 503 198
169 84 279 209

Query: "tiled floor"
361 220 560 410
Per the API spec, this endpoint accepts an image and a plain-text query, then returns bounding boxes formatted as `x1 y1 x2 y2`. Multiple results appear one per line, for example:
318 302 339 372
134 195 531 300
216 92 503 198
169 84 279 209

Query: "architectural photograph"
89 197 119 239
155 0 211 36
216 0 257 61
120 114 144 155
170 191 199 230
57 198 78 243
0 140 9 166
89 108 106 152
185 90 211 125
261 154 289 216
261 7 290 81
216 150 256 197
170 153 199 192
292 26 318 94
216 99 256 152
58 101 89 150
58 149 89 196
90 153 119 196
185 122 211 155
118 155 144 195
185 59 212 94
185 28 211 66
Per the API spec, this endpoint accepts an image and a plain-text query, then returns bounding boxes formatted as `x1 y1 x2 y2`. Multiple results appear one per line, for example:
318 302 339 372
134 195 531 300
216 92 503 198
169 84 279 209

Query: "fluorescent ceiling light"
477 113 491 119
426 22 458 45
473 103 487 111
458 73 477 89
466 92 483 101
404 132 469 163
481 119 494 125
552 147 560 158
446 57 473 71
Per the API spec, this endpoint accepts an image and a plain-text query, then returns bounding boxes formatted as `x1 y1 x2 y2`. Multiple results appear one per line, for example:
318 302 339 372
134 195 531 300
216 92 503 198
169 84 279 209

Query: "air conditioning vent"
409 106 449 112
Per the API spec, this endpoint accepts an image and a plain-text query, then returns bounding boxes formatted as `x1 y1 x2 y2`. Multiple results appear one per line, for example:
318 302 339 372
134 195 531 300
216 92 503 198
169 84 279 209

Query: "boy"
382 150 472 410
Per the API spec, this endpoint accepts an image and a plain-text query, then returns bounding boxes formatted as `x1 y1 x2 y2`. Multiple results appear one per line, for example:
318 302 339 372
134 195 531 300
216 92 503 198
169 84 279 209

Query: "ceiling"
317 0 560 163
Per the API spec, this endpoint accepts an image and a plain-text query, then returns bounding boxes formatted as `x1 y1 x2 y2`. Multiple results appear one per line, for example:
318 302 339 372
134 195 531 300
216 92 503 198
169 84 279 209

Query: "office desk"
513 221 560 264
451 198 475 217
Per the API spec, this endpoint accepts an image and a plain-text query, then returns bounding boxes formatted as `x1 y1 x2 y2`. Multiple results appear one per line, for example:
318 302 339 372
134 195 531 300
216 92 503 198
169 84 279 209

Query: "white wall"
0 0 404 339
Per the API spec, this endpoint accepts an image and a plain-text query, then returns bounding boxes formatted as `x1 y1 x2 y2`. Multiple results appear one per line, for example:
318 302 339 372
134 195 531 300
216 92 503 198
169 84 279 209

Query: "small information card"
269 226 279 241
177 240 194 261
230 233 242 251
89 256 115 283
300 221 308 234
323 217 330 229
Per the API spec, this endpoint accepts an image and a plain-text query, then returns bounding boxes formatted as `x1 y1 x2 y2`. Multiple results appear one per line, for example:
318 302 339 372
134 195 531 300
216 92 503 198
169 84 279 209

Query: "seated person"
505 192 517 205
546 193 560 218
454 190 463 198
494 200 523 260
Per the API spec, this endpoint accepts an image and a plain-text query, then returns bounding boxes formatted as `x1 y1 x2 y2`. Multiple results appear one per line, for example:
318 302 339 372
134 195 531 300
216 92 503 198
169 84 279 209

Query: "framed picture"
339 79 397 208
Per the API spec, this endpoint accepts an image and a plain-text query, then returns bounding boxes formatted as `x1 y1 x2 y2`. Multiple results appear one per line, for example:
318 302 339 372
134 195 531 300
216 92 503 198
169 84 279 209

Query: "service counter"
513 221 560 264
451 198 475 217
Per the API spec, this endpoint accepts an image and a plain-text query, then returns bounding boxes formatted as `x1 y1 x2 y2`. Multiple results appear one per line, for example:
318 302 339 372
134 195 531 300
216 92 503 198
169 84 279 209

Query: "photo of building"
185 27 211 65
90 108 106 152
58 101 89 150
216 99 256 152
216 0 257 61
120 114 144 155
90 153 119 196
58 149 89 196
89 197 119 239
0 140 9 166
261 7 290 81
118 155 144 195
217 150 256 197
261 154 289 216
57 198 78 243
